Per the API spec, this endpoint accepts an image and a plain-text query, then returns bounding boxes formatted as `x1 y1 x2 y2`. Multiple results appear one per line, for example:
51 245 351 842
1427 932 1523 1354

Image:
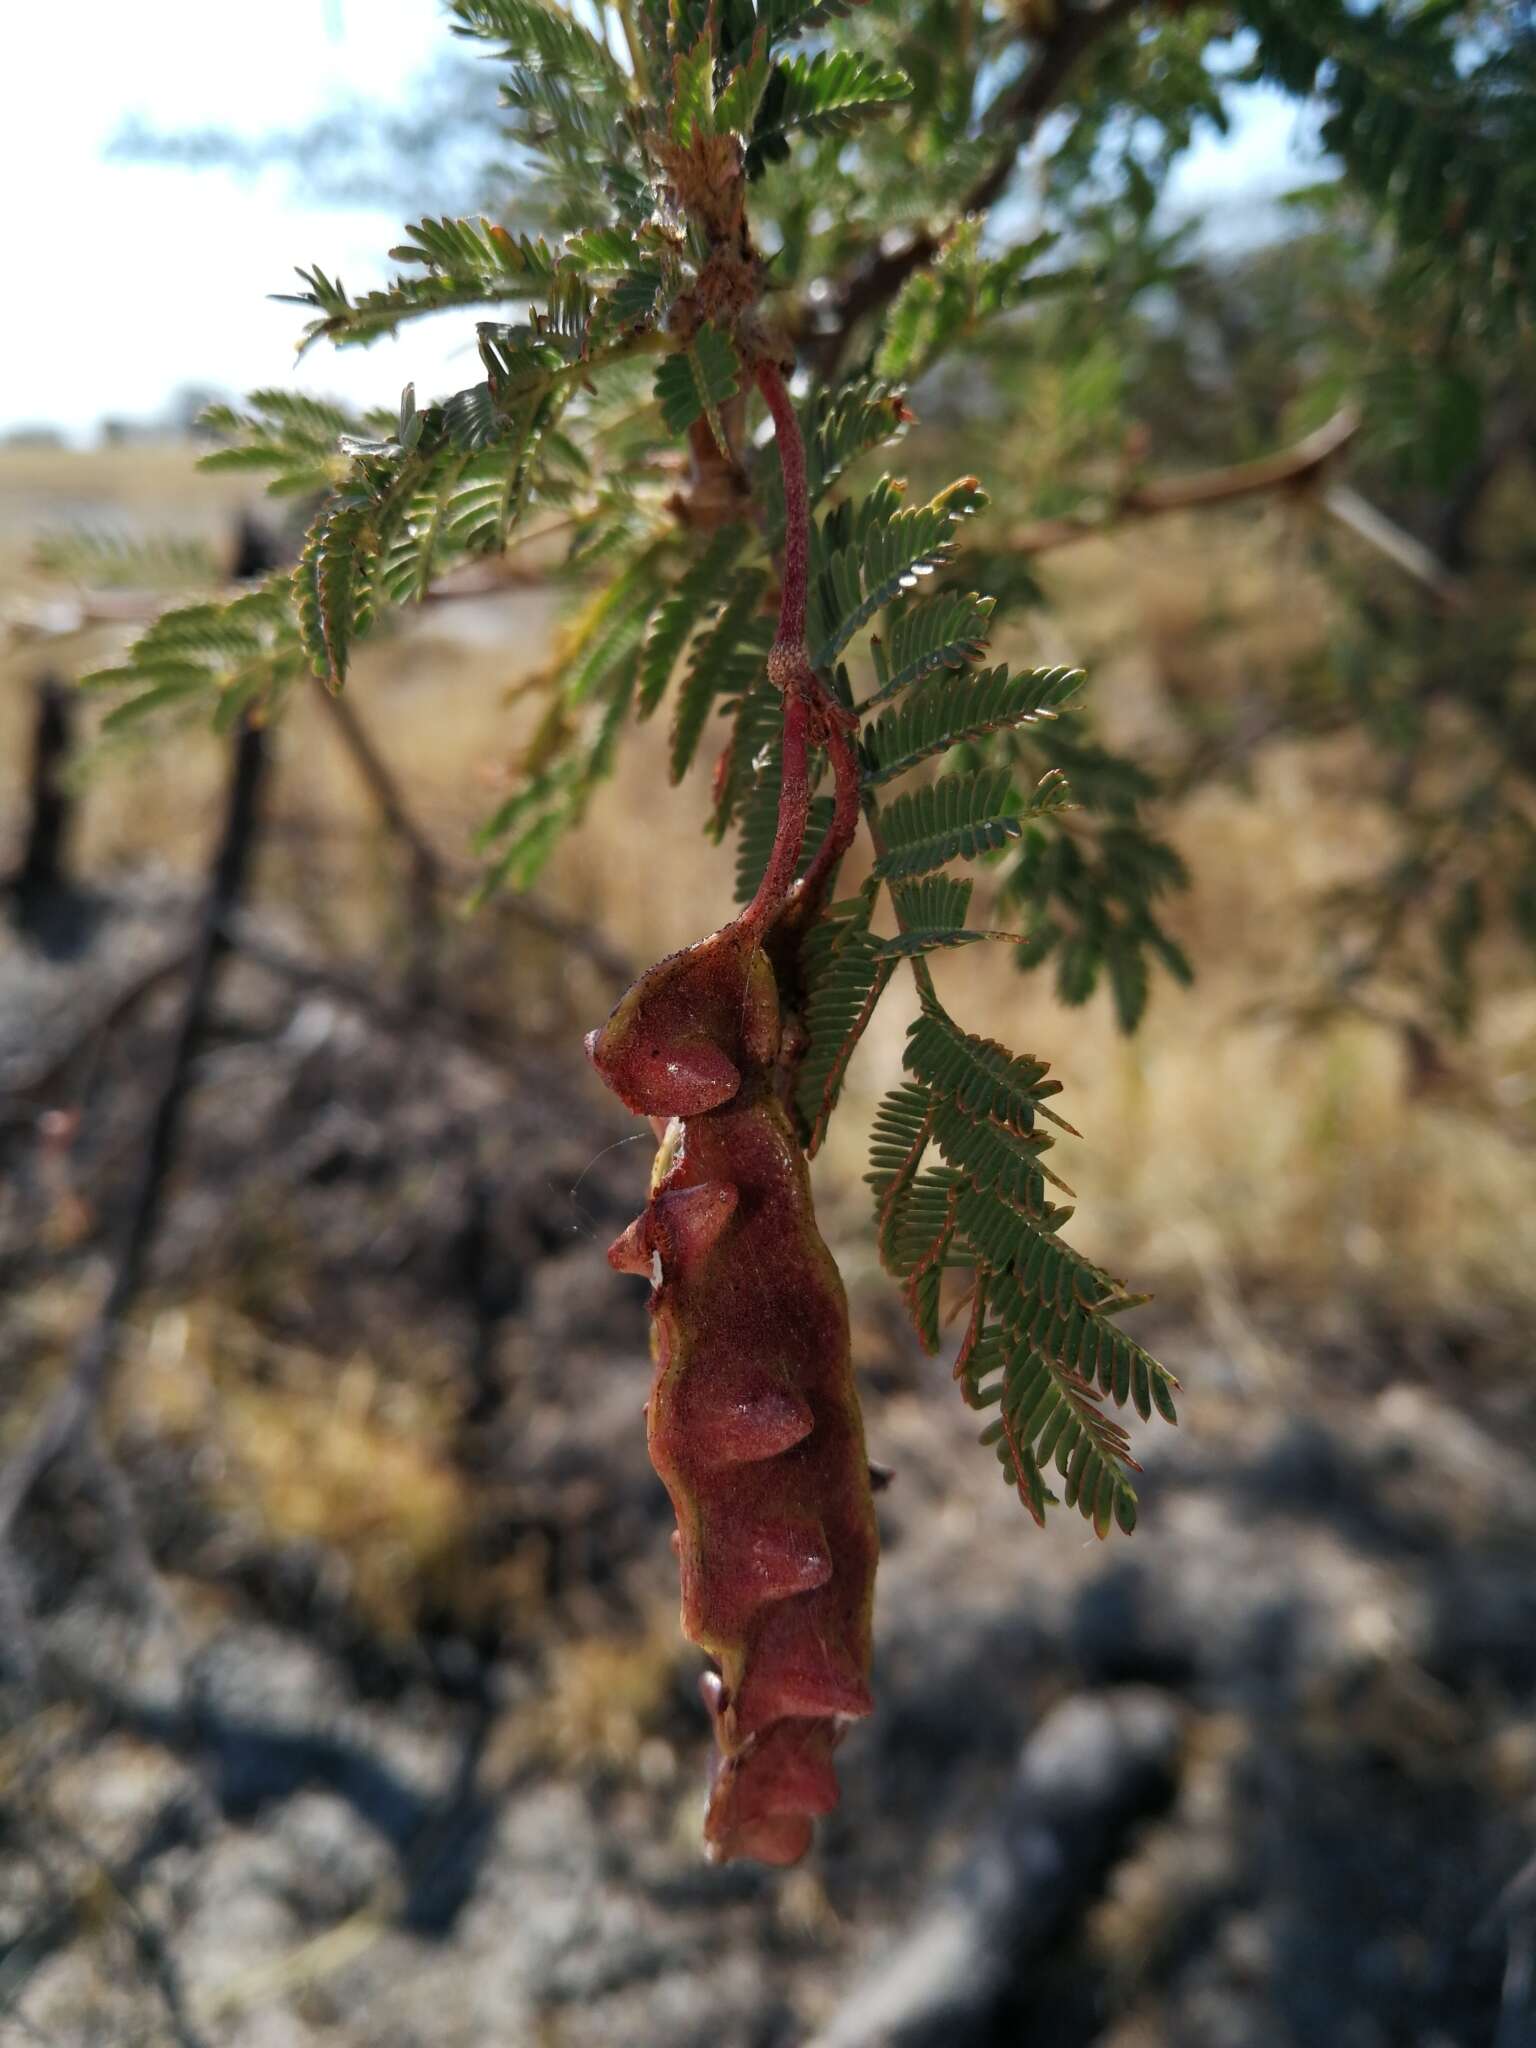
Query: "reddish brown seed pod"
586 356 877 1867
588 934 877 1865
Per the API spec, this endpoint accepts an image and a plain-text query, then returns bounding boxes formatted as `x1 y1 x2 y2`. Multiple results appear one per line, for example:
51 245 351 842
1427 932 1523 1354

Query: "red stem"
742 684 812 934
739 357 816 937
740 357 863 936
794 716 861 918
754 360 809 655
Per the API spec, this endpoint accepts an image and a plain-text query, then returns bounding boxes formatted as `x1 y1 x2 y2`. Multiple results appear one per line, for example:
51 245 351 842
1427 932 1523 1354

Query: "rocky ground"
3 863 1535 2048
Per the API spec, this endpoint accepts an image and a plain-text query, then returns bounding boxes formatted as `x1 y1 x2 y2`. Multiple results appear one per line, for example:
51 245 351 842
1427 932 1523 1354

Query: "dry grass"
5 445 1534 1340
505 1622 686 1776
110 1304 492 1642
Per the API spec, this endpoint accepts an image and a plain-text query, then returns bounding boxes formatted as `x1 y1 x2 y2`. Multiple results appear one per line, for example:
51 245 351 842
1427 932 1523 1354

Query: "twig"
1322 481 1465 604
4 947 196 1104
2 905 577 1135
10 512 629 983
1007 405 1363 553
315 686 442 1006
0 722 267 1567
0 1795 210 2048
1000 408 1464 604
5 532 565 648
812 0 1142 375
222 917 577 1093
743 358 818 936
75 1419 183 1640
0 1546 41 1687
313 680 631 983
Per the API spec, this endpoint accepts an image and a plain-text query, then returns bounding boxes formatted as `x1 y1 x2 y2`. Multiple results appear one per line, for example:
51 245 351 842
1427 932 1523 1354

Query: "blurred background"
2 3 1535 2044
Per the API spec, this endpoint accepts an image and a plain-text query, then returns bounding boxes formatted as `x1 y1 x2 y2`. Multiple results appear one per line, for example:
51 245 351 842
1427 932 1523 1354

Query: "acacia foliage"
80 0 1535 1516
81 0 1198 1533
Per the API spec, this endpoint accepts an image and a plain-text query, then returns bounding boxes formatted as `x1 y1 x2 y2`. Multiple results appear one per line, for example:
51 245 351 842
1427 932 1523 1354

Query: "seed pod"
588 915 878 1866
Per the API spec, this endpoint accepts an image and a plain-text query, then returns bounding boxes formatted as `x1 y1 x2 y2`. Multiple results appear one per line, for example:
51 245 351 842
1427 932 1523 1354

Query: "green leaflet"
198 390 359 498
448 0 627 83
904 1007 1072 1139
715 47 771 136
669 572 772 783
966 1323 1139 1537
639 526 751 717
874 227 1063 382
861 665 1083 785
872 767 1063 880
794 896 894 1152
751 49 912 150
472 650 639 901
756 380 912 546
99 675 217 731
82 577 306 732
859 590 995 713
710 677 785 840
805 380 910 503
392 216 559 280
562 227 640 272
282 221 562 351
838 455 1179 1536
294 502 376 689
869 928 1016 958
654 327 742 448
719 0 863 65
734 776 836 905
890 874 973 934
863 1058 1178 1534
670 30 715 142
810 480 987 666
607 264 666 327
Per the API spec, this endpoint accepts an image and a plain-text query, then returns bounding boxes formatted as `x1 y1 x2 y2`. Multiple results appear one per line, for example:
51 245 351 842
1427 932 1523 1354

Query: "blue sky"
4 1 1314 442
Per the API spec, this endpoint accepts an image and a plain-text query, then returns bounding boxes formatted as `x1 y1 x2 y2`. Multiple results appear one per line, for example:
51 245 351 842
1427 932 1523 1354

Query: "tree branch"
315 685 442 1005
0 721 267 1570
1003 405 1466 603
1007 404 1363 552
314 681 632 983
811 0 1143 377
1321 481 1466 605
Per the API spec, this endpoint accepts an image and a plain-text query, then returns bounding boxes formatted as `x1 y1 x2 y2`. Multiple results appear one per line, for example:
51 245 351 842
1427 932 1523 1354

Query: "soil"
3 879 1535 2048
